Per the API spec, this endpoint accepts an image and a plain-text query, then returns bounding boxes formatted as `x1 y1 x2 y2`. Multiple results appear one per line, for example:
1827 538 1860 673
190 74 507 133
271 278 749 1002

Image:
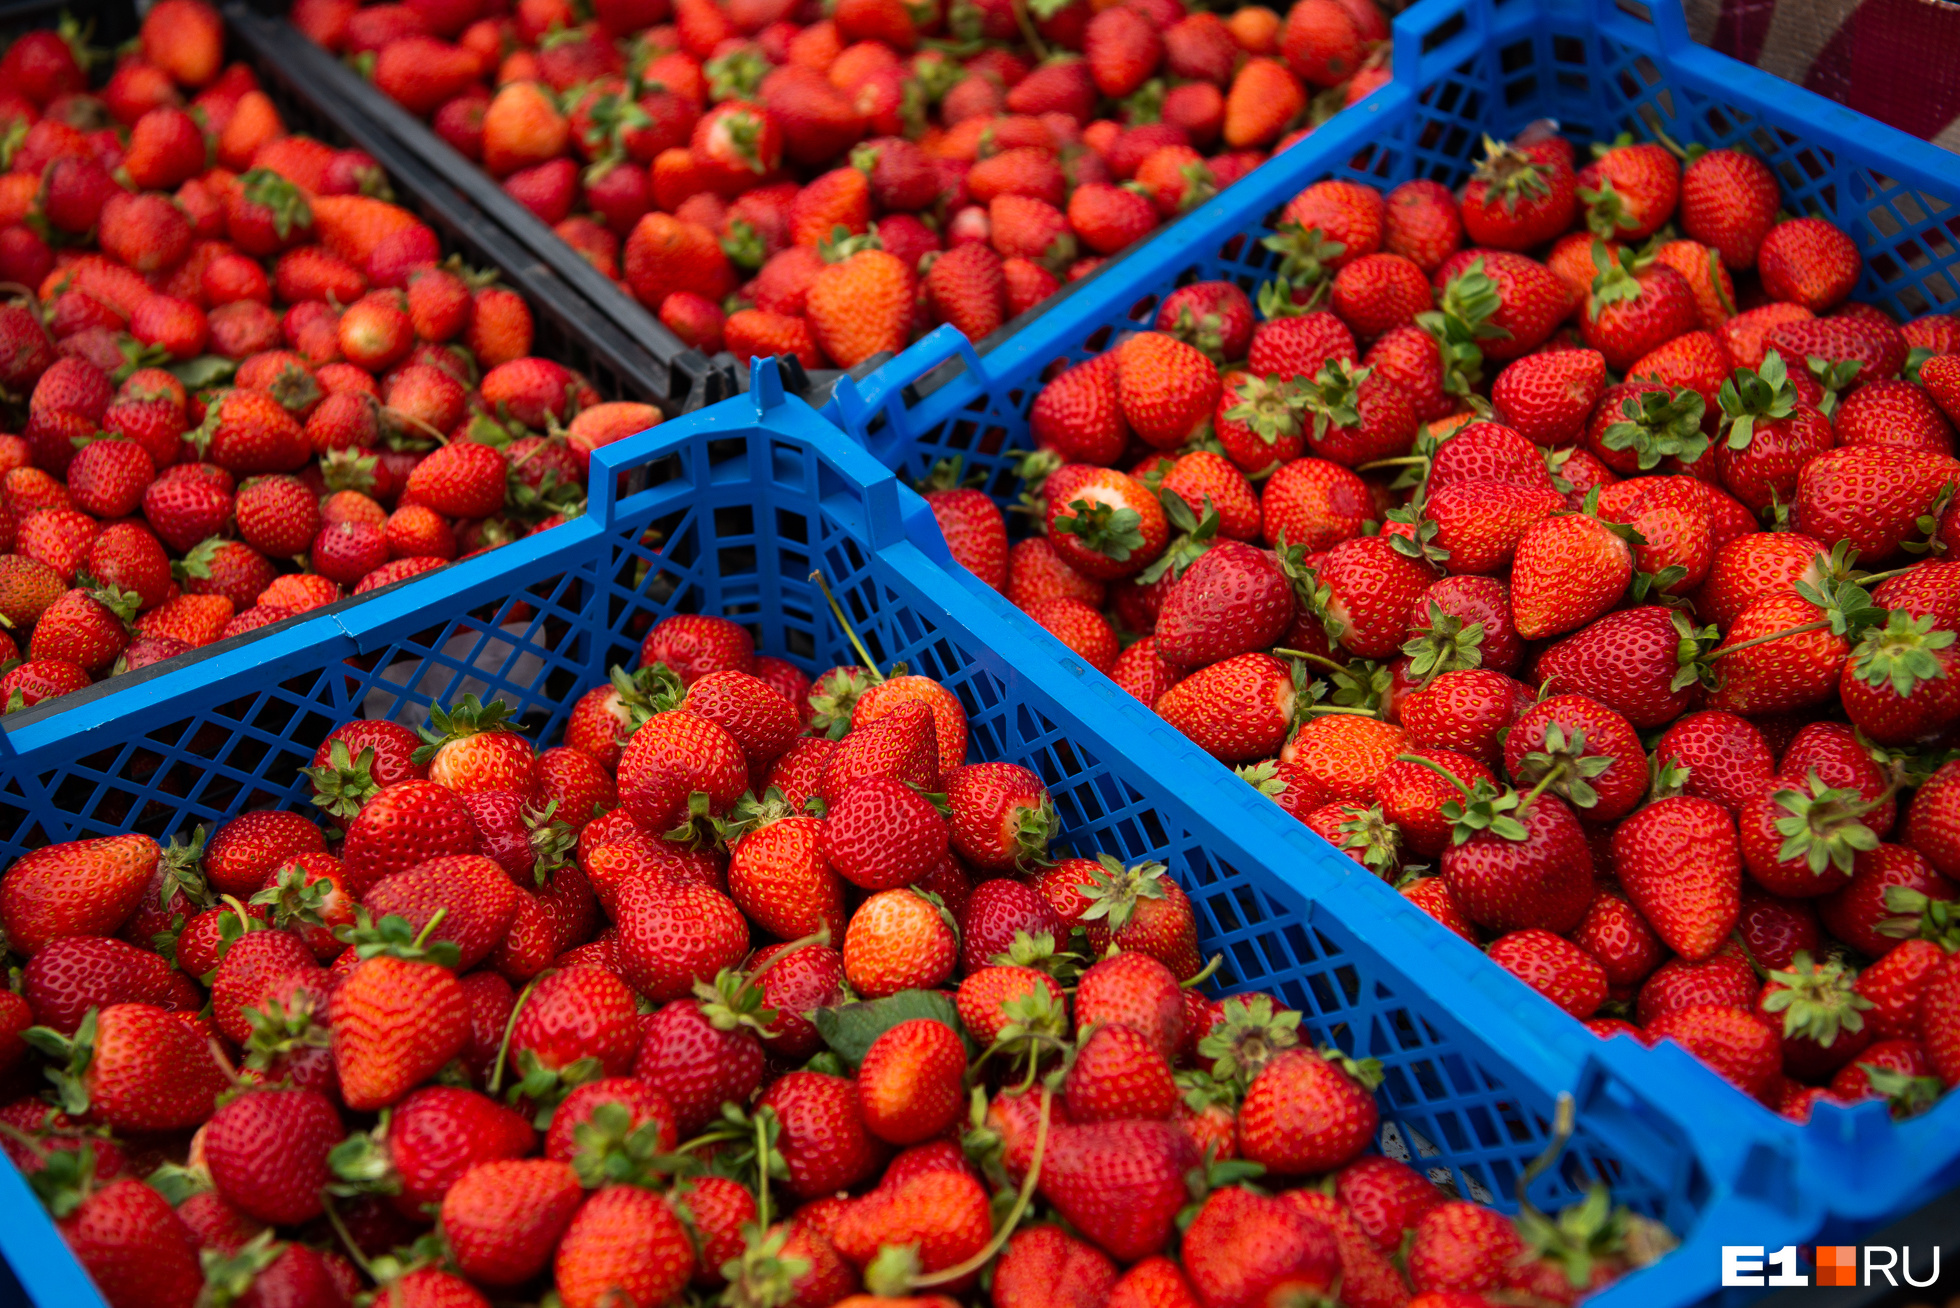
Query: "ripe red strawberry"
1461 136 1577 251
924 242 1007 343
1235 1046 1379 1174
27 1002 230 1132
1432 249 1575 361
1436 785 1593 935
554 1184 696 1308
856 1017 967 1145
1 835 159 956
1114 332 1221 450
1491 348 1605 446
1034 1116 1199 1264
330 920 468 1111
403 440 508 518
1509 510 1632 640
1405 1199 1527 1295
1793 446 1960 563
1706 592 1848 716
1578 139 1679 241
203 1086 342 1226
1680 149 1781 270
56 1174 204 1308
1488 928 1609 1017
1611 796 1742 961
441 1158 584 1288
1643 1002 1782 1095
758 1069 887 1199
1758 217 1860 311
1155 282 1255 363
943 762 1054 873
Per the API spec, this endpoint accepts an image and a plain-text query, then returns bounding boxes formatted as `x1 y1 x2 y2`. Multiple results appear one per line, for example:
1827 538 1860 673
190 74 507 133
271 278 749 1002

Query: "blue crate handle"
826 325 990 439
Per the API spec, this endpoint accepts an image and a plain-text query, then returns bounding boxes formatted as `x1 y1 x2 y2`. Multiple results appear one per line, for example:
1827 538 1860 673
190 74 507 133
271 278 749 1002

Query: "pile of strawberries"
0 2 662 711
912 126 1960 1124
292 0 1390 370
0 611 1666 1308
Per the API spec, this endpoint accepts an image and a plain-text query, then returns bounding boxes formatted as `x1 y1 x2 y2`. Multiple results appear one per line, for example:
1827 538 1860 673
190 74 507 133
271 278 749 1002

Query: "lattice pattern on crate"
884 10 1960 528
0 425 1686 1229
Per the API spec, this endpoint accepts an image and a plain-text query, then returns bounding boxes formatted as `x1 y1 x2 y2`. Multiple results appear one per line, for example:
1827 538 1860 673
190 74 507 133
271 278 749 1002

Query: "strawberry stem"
488 974 541 1096
1272 647 1347 674
1179 954 1223 989
1397 753 1474 801
319 1195 379 1282
410 907 449 951
1520 759 1567 811
1702 619 1830 661
910 1087 1053 1289
808 570 887 685
1516 1091 1575 1209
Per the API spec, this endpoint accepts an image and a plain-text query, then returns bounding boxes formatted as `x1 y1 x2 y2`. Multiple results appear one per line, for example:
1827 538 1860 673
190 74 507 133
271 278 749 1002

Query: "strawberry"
994 1227 1119 1308
807 247 913 368
203 1086 342 1226
21 937 181 1035
27 1003 229 1132
1280 0 1364 86
924 242 1007 343
1835 381 1954 455
1036 1117 1198 1263
1155 282 1256 364
56 1174 204 1308
555 1184 696 1308
1182 1187 1342 1308
1432 249 1575 362
1706 591 1848 716
1236 1045 1379 1174
1680 148 1781 270
1 835 159 956
329 914 468 1110
1793 446 1960 563
1155 652 1299 760
856 1017 966 1144
615 878 749 1002
1115 332 1221 450
441 1159 584 1288
1491 348 1605 447
1431 774 1593 934
1610 796 1742 960
1509 508 1632 640
1461 136 1577 251
1577 139 1679 242
1329 252 1432 339
1087 5 1163 96
1487 927 1607 1018
1643 1002 1782 1095
759 1069 888 1199
1218 56 1302 150
1758 217 1860 312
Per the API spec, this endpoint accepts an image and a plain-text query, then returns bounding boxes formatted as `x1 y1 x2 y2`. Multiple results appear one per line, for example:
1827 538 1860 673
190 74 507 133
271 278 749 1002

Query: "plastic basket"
231 0 743 407
0 362 1815 1306
816 0 1960 1259
0 5 712 756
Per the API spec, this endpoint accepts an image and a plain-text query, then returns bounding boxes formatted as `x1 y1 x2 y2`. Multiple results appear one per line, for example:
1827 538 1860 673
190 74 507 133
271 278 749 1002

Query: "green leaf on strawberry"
1717 349 1798 450
1769 771 1884 877
1402 601 1486 684
1133 489 1217 584
1850 610 1955 697
1760 950 1871 1046
1860 1062 1945 1119
811 989 971 1068
1598 385 1708 471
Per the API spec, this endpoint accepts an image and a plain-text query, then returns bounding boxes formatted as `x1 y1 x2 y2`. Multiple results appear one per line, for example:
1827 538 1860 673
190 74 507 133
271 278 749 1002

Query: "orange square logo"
1816 1246 1859 1287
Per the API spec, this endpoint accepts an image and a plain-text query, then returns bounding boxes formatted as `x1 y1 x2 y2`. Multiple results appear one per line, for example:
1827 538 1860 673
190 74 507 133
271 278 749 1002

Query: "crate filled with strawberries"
276 0 1396 387
0 372 1799 1307
0 0 728 722
819 0 1960 1228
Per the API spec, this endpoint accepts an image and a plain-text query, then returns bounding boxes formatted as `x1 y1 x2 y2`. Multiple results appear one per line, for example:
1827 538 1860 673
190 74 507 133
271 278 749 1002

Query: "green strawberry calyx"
1075 853 1169 934
1514 1092 1678 1288
303 739 382 822
1877 885 1960 951
23 1007 100 1118
201 1230 285 1308
1578 177 1642 240
1196 995 1303 1091
1849 611 1955 699
1586 238 1646 321
1859 1062 1945 1119
1597 384 1709 471
1716 349 1799 450
410 693 520 764
1401 600 1486 685
1333 803 1402 878
1805 355 1862 419
1400 755 1537 844
1222 374 1308 446
1768 771 1886 878
1760 951 1872 1047
1133 488 1217 584
1471 135 1552 212
1417 257 1510 399
1260 221 1349 291
1513 722 1618 812
1052 496 1146 563
1300 360 1372 442
334 908 463 968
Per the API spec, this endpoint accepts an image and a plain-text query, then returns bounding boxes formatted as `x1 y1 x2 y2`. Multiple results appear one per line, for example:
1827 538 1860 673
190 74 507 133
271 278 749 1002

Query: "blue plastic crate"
819 0 1960 1254
0 364 1810 1306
